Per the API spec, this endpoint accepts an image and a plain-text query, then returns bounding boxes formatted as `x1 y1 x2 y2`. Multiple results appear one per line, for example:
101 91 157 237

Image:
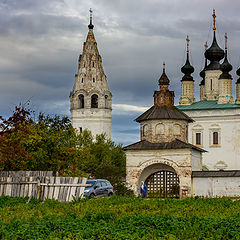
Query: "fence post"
37 179 41 200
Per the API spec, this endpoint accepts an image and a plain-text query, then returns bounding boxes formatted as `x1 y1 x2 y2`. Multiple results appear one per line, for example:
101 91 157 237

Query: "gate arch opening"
145 170 179 198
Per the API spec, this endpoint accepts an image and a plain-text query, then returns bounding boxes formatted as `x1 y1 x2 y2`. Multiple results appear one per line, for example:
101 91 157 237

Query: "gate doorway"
145 170 180 198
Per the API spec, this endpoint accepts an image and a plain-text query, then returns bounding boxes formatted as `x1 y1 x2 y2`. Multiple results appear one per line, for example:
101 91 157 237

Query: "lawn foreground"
1 195 240 239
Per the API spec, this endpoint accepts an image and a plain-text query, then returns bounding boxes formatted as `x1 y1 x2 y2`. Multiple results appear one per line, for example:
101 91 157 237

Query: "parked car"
84 179 114 198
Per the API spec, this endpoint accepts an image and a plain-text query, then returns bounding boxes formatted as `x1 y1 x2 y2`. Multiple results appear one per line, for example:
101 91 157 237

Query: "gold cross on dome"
225 33 228 50
89 8 93 21
212 9 216 31
186 35 190 53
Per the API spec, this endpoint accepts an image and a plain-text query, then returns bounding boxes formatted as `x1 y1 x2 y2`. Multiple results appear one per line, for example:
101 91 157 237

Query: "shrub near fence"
0 171 88 202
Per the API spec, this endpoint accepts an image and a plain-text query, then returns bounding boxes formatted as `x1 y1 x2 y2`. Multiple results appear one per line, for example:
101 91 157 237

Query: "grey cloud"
0 0 240 144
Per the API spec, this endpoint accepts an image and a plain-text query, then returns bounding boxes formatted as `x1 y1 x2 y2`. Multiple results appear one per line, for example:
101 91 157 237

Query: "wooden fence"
0 171 55 177
0 172 89 202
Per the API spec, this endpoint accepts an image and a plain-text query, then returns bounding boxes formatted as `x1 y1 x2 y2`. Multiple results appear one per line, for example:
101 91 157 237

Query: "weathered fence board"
0 172 88 202
0 171 54 177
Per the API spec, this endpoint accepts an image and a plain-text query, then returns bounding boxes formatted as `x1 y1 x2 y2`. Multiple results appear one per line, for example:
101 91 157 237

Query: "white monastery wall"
192 177 240 197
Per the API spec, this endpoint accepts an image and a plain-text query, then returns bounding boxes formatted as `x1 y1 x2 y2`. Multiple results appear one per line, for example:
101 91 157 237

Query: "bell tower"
70 9 112 138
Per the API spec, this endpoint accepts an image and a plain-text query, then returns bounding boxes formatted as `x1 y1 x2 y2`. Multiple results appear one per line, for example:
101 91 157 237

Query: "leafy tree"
0 105 127 192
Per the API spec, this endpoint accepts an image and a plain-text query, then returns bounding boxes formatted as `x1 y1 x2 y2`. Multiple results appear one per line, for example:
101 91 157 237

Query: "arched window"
105 95 108 108
156 123 164 135
92 62 95 67
91 94 98 108
78 94 84 108
143 124 149 137
93 77 95 82
81 78 84 83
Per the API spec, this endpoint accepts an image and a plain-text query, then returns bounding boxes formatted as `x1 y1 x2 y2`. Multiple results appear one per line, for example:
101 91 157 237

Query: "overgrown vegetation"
1 196 240 239
0 104 129 195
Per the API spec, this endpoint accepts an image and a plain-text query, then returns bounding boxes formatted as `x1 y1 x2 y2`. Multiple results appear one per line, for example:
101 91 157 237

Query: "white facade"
183 108 240 170
71 108 111 138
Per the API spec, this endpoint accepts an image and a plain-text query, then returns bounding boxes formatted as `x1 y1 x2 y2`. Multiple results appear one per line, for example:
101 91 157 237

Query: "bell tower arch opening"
91 94 98 108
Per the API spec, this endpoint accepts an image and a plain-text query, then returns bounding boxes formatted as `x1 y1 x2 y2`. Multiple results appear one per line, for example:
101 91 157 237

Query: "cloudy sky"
0 0 240 145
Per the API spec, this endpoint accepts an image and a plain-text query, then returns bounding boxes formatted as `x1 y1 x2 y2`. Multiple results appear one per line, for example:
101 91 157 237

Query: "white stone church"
71 10 240 198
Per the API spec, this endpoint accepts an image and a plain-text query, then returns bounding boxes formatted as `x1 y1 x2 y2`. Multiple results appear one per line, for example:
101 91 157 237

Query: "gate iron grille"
145 170 180 198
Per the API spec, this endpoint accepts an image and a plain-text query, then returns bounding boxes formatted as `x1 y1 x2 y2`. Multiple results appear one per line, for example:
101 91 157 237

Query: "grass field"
1 195 240 239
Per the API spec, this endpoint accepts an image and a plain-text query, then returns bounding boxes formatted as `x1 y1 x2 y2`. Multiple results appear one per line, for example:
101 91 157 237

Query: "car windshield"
86 180 96 189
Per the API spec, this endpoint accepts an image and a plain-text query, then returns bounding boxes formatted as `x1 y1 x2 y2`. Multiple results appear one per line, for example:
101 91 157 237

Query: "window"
100 181 107 187
105 95 108 108
81 78 84 83
210 79 213 91
196 133 201 145
192 124 203 146
78 94 84 108
209 124 221 147
92 62 94 67
93 77 95 82
79 127 82 133
213 132 218 145
155 123 164 135
91 94 98 108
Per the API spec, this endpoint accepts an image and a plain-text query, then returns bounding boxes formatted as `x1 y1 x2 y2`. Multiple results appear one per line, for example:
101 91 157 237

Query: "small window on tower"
81 78 84 83
92 62 94 67
79 127 82 133
196 133 201 145
93 77 95 82
84 62 86 67
105 95 108 108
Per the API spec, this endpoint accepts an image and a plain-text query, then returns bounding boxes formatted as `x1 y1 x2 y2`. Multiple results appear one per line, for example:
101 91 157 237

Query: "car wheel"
89 193 95 199
108 192 113 197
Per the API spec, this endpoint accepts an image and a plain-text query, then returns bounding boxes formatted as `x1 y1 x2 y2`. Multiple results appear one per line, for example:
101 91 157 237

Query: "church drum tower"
70 10 112 138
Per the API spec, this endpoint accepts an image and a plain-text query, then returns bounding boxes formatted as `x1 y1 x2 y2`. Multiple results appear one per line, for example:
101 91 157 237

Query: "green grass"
1 195 240 239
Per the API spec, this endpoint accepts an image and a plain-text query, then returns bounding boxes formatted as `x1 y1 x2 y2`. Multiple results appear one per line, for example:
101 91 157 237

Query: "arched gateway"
138 163 180 198
145 170 179 198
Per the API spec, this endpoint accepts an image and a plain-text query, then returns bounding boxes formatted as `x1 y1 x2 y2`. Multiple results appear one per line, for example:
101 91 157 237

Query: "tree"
0 105 127 186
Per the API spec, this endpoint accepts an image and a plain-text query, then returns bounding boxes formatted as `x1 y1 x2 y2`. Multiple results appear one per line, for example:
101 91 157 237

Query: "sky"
0 0 240 145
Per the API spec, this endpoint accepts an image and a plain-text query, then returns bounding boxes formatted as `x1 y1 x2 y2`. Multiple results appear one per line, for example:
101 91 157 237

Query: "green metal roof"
177 100 240 111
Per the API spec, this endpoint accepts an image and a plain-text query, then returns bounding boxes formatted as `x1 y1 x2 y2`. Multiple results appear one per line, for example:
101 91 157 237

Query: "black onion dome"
159 67 170 85
205 32 224 70
181 56 194 75
181 54 194 82
219 51 232 79
236 67 240 84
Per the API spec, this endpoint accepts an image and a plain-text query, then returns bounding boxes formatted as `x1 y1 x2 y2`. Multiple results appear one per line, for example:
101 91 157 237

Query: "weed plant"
1 195 240 239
